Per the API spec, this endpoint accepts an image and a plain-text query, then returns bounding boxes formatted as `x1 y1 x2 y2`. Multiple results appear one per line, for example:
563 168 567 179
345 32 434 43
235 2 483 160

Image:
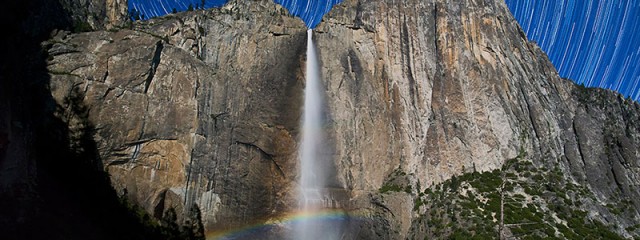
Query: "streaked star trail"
130 0 640 101
129 0 227 19
505 0 640 101
271 0 342 28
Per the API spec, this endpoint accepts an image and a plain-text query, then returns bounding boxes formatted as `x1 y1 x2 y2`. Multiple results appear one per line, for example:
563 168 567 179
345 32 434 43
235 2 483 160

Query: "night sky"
505 0 640 101
129 0 227 18
129 0 640 101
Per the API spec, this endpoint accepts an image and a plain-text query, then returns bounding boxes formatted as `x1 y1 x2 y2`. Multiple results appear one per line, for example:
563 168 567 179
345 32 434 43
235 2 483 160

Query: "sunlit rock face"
44 0 640 238
46 1 311 234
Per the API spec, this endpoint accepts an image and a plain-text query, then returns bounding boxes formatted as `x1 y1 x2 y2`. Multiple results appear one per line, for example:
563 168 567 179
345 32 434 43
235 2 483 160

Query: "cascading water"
294 29 342 240
300 29 325 202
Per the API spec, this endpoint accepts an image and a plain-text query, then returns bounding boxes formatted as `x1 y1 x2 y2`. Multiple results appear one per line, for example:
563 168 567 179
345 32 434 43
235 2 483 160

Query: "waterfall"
294 29 342 240
300 29 325 197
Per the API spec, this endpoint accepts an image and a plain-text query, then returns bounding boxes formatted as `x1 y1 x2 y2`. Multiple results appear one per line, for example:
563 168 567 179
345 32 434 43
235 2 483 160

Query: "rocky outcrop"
46 1 308 233
1 0 180 239
57 0 129 30
39 0 640 238
318 0 640 238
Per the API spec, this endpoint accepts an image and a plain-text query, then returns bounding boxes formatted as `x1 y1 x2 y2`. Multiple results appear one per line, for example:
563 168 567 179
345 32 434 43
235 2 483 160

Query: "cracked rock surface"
43 0 640 237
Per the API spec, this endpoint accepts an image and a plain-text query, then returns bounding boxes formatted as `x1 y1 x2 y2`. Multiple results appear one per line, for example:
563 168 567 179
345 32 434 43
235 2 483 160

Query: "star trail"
271 0 342 28
129 0 227 19
129 0 640 101
505 0 640 101
128 0 341 28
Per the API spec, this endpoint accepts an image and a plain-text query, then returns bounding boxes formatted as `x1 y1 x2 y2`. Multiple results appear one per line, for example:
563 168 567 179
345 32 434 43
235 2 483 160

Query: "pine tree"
190 205 205 240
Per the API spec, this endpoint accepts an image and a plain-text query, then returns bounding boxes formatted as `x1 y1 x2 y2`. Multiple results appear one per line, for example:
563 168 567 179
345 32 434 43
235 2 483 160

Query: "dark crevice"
144 41 164 94
371 195 395 216
154 190 168 219
519 84 540 140
345 49 364 103
102 87 113 99
131 143 142 160
235 141 275 158
401 14 417 107
433 2 447 129
210 111 229 130
235 141 285 177
269 32 290 37
184 149 196 206
106 159 130 166
120 137 179 148
354 0 364 28
433 3 439 66
102 67 109 82
271 159 287 178
572 119 588 168
325 22 375 33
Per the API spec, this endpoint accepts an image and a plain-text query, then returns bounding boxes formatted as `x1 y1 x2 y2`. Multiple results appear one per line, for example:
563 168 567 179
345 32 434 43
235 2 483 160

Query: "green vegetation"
412 154 626 239
379 184 404 194
379 168 411 194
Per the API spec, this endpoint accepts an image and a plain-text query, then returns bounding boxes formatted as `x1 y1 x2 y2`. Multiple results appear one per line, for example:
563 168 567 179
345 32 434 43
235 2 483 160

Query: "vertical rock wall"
58 0 129 30
41 0 640 237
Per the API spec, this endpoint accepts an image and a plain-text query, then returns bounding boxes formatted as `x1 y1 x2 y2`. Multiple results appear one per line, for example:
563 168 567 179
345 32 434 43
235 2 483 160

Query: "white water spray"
295 29 340 240
300 29 325 195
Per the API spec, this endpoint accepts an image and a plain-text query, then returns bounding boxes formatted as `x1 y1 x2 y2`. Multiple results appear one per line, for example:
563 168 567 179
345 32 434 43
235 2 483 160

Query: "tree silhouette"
129 8 141 21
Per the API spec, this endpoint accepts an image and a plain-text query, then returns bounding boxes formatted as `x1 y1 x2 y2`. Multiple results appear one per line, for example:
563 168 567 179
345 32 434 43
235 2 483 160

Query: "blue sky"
129 0 640 101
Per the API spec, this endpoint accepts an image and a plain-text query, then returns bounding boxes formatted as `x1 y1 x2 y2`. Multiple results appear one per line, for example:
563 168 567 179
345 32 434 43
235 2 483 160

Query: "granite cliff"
2 0 640 239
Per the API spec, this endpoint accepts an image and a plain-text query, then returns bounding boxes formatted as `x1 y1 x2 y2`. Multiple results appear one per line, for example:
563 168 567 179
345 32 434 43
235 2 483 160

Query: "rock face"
57 0 129 30
46 1 308 233
1 0 183 239
38 0 640 238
